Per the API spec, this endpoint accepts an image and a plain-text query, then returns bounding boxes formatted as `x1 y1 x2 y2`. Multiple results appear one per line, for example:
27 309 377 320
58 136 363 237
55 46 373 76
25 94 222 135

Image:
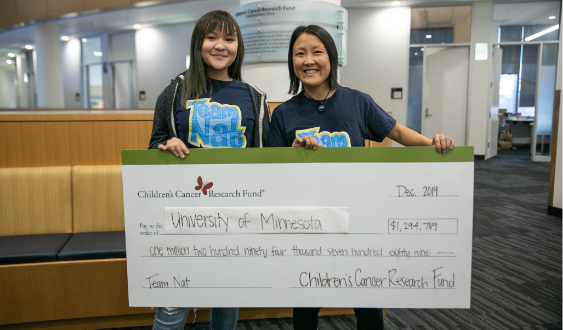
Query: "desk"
501 116 533 147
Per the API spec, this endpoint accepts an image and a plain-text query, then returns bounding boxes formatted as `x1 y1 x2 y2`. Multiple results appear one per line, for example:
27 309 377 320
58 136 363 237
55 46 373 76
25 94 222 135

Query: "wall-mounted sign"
391 88 403 99
234 1 348 65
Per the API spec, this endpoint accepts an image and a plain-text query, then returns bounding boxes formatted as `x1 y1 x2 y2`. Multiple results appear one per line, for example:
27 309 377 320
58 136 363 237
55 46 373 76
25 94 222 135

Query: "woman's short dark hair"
288 25 340 95
181 10 244 106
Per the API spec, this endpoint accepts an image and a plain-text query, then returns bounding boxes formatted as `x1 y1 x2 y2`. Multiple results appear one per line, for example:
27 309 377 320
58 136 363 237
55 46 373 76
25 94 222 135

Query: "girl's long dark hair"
180 10 244 107
288 25 340 95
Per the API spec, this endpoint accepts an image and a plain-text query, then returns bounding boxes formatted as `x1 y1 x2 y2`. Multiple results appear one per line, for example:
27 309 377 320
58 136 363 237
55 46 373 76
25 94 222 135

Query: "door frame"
81 59 137 109
494 40 559 162
414 43 471 146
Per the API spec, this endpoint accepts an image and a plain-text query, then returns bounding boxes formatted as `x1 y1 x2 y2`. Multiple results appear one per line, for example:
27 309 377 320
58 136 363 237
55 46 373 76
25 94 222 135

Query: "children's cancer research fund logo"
187 98 247 148
194 176 213 195
137 175 265 199
296 127 351 147
190 175 265 198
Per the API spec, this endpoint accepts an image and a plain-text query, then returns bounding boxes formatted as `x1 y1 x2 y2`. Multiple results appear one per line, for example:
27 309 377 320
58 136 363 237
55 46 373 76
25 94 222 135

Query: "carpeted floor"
112 150 562 330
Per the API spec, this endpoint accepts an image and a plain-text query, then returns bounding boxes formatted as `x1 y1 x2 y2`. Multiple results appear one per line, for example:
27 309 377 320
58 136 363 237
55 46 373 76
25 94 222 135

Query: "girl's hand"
432 134 454 154
158 138 189 158
292 136 322 150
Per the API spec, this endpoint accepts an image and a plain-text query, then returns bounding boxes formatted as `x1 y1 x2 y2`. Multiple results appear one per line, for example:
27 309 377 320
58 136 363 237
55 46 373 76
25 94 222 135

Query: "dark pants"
293 308 384 330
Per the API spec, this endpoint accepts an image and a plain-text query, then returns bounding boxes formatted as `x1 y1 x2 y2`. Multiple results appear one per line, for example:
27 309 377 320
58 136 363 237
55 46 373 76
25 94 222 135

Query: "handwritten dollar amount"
387 219 458 235
389 220 438 233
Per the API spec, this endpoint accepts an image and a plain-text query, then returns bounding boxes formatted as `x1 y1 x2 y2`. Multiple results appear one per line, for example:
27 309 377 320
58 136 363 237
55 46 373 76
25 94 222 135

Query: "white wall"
0 68 17 108
340 7 411 147
467 2 493 156
135 22 194 109
61 38 82 108
111 32 136 62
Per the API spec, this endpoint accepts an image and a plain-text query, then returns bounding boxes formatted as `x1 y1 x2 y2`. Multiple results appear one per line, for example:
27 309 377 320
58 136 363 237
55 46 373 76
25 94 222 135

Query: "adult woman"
148 10 270 330
269 25 454 330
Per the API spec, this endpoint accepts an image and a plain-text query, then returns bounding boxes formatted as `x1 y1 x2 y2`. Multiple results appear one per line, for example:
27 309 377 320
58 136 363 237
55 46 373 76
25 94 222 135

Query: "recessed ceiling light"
61 12 78 18
414 52 418 55
134 1 160 7
8 53 15 57
94 52 103 56
134 24 143 30
426 35 432 39
82 38 87 42
549 16 556 19
6 60 13 64
525 24 559 41
421 48 424 51
392 1 400 6
61 36 70 41
25 45 33 50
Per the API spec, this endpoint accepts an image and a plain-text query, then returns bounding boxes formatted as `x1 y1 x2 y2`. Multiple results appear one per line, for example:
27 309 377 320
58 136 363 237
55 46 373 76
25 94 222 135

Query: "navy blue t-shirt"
269 87 396 147
174 79 254 148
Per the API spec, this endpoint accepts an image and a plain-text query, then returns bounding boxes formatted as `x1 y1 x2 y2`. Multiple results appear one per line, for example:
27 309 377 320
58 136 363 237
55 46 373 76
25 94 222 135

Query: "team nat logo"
194 176 213 195
296 127 351 147
187 98 246 148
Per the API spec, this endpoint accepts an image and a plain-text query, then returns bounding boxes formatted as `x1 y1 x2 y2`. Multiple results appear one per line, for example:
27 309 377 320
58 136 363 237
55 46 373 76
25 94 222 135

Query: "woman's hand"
158 138 189 158
292 136 322 150
432 134 454 154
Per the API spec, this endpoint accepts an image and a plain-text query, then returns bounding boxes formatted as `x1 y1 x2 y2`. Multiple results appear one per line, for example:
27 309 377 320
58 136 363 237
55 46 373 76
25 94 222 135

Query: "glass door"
497 43 558 161
493 1 560 161
111 61 137 109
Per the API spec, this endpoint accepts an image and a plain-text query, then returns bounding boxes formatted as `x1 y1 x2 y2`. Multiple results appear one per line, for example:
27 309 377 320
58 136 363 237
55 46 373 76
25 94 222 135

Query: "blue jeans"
293 308 384 330
153 307 239 330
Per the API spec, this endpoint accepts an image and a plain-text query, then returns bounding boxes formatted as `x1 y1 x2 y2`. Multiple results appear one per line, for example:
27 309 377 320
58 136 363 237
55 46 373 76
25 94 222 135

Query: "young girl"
269 25 454 330
148 10 270 330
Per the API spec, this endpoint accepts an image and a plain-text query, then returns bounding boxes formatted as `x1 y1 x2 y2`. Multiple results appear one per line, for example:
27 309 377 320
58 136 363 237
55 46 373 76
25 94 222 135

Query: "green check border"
122 147 474 165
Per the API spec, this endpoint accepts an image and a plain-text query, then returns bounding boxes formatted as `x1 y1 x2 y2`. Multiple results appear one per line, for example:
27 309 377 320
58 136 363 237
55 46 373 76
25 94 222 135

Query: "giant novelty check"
122 147 474 308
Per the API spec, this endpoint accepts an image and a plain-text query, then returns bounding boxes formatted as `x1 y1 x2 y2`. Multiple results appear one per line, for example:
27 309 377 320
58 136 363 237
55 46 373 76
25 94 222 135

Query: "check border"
122 147 474 165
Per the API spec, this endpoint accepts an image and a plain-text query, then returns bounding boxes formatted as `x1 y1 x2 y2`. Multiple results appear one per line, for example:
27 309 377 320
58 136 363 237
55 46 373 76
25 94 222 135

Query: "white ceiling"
0 0 239 56
411 5 472 29
0 0 560 61
493 1 561 26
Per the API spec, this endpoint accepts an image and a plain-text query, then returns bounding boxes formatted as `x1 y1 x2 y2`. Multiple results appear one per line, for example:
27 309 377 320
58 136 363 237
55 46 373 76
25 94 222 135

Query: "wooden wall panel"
1 0 191 29
0 259 152 325
0 106 388 169
46 0 83 18
0 116 153 168
16 0 47 23
548 90 560 207
72 165 125 233
269 102 282 115
0 0 18 29
82 0 132 11
0 258 361 327
130 0 176 3
365 138 392 148
0 166 72 236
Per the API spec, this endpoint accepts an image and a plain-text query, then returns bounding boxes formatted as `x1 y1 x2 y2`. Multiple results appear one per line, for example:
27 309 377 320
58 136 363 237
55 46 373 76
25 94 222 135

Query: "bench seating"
56 166 127 262
58 231 126 261
0 233 72 265
0 166 73 267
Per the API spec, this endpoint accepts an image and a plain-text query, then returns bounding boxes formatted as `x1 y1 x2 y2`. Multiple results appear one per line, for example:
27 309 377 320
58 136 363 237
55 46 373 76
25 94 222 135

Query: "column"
34 22 64 108
239 0 342 102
